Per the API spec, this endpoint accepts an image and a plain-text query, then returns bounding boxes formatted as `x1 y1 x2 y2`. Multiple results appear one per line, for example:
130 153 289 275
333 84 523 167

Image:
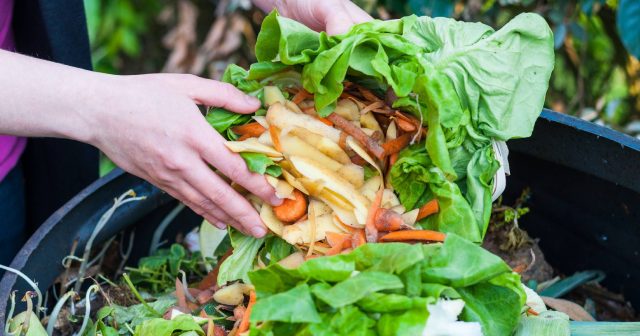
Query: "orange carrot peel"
382 133 413 156
416 199 439 221
269 125 283 152
378 229 446 243
365 187 384 243
327 112 386 160
232 122 266 138
273 189 307 222
238 291 257 333
325 232 352 255
374 208 405 232
351 229 367 249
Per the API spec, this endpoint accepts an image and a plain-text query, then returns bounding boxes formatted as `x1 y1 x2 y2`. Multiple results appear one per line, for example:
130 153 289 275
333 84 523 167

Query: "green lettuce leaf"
312 271 404 308
421 233 511 287
217 228 265 285
251 10 553 242
350 242 424 274
205 108 251 141
240 152 282 177
134 315 204 336
389 144 481 241
458 282 523 336
250 284 321 323
357 293 430 313
377 309 429 336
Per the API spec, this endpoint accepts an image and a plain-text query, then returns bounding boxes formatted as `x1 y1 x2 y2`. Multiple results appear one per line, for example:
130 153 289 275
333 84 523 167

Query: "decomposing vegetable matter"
3 9 566 336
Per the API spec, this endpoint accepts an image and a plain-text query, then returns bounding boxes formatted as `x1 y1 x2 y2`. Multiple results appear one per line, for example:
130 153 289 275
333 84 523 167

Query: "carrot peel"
416 199 439 221
378 229 446 243
365 187 383 243
269 126 283 152
232 122 266 138
374 208 405 232
238 290 256 333
273 189 307 222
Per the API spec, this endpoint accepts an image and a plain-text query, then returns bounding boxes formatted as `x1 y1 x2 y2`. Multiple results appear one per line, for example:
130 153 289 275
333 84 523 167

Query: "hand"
88 74 282 237
254 0 373 35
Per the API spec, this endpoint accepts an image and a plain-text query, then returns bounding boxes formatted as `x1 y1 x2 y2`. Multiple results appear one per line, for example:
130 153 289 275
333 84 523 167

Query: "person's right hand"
85 73 282 237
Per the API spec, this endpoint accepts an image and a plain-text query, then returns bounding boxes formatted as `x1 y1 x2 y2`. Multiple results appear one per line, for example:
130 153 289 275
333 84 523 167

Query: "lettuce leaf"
250 11 553 242
247 238 524 335
240 152 282 177
421 233 511 287
133 315 204 336
217 228 265 286
311 272 404 308
250 284 321 323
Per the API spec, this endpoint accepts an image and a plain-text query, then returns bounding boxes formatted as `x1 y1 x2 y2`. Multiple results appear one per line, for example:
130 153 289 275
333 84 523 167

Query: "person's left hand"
254 0 373 35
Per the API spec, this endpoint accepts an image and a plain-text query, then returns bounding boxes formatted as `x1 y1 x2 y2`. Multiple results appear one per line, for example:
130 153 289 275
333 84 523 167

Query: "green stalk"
122 273 161 316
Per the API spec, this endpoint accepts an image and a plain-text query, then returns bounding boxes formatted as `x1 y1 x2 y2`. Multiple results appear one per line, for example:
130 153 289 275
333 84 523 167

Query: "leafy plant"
126 243 214 293
354 0 640 134
84 0 164 74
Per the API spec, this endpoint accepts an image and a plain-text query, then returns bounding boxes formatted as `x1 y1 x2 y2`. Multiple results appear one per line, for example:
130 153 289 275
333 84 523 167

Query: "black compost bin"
1 109 640 333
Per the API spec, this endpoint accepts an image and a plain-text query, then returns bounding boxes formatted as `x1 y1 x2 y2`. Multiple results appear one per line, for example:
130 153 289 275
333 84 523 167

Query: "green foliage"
247 235 525 335
354 0 640 131
84 0 163 73
240 153 283 177
250 10 553 243
125 244 213 293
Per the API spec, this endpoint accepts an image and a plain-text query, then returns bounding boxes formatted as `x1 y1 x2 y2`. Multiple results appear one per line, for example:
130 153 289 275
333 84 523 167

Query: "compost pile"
9 10 623 336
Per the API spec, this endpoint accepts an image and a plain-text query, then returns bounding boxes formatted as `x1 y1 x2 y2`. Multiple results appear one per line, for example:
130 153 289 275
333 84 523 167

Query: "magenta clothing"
0 0 26 182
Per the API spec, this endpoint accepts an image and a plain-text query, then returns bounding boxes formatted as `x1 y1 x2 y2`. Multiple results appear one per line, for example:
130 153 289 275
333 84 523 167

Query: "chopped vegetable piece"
269 126 282 152
382 133 413 156
417 199 439 221
273 189 307 222
378 229 446 243
374 208 405 232
231 122 267 138
264 86 286 106
351 229 366 248
291 89 311 104
365 187 383 242
316 116 334 126
238 291 256 333
327 112 385 160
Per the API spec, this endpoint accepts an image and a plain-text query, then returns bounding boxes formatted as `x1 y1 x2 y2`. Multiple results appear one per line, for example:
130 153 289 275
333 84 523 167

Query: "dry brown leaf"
542 296 596 321
162 0 198 73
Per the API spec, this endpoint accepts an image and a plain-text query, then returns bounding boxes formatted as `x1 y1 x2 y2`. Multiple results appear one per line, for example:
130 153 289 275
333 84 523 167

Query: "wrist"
65 72 124 146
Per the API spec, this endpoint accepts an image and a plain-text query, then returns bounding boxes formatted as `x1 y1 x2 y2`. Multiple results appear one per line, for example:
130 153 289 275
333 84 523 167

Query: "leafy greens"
224 11 554 242
247 234 524 336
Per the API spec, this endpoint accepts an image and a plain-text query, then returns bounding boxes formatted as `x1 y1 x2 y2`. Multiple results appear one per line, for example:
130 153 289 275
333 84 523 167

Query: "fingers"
152 73 260 113
185 160 268 237
187 77 261 113
198 129 282 207
325 1 373 35
161 183 230 230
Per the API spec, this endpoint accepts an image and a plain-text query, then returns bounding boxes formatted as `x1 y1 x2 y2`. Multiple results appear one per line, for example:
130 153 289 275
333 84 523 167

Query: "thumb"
324 3 373 35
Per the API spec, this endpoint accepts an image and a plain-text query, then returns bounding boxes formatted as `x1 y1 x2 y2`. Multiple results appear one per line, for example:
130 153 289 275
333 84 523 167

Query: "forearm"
0 49 115 143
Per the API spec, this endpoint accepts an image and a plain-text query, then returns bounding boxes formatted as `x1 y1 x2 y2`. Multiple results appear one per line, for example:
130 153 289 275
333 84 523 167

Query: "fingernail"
214 221 227 230
244 95 261 106
250 226 267 238
270 196 284 206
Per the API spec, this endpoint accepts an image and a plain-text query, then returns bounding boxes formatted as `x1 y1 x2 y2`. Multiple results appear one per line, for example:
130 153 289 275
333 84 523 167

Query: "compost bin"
1 109 640 334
